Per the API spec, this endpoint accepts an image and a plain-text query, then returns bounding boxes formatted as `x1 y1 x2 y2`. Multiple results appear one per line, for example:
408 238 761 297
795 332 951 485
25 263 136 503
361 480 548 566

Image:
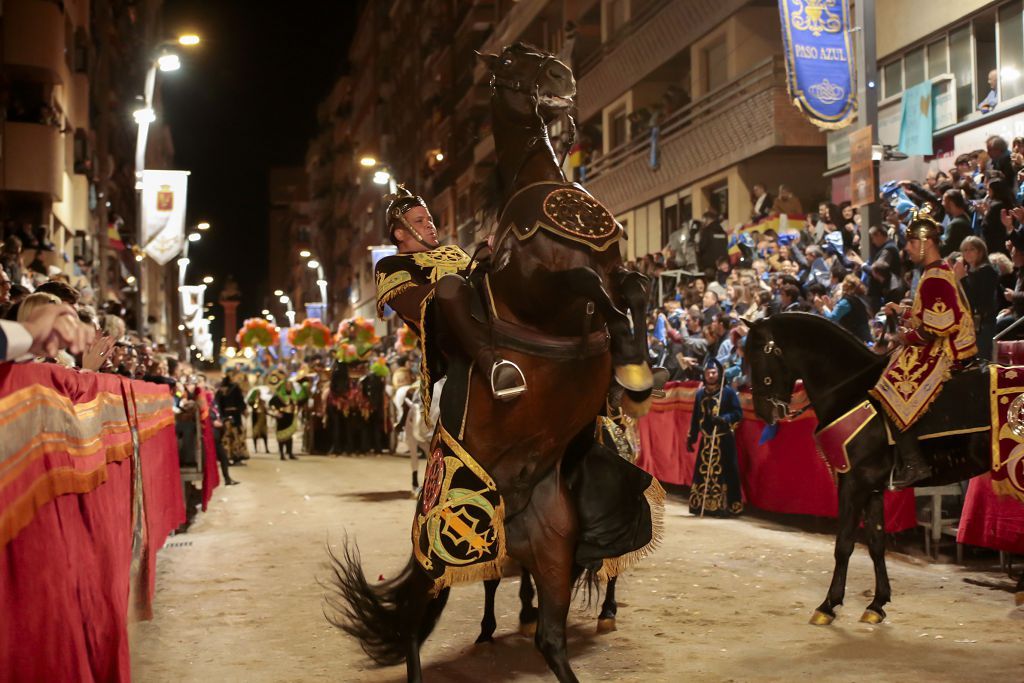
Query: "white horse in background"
393 377 443 495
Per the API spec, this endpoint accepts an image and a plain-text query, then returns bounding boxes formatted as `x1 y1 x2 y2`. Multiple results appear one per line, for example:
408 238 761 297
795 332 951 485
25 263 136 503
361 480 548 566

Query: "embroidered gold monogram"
411 244 472 280
922 300 955 332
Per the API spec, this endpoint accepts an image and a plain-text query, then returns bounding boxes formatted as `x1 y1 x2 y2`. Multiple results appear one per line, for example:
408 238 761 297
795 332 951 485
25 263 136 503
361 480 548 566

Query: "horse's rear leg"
597 575 618 633
518 569 538 637
812 477 868 625
476 579 500 643
860 490 892 623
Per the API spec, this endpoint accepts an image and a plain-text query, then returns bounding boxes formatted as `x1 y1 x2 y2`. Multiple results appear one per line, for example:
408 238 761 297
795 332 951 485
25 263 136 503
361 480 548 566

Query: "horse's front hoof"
1015 592 1024 607
518 621 537 638
859 609 885 624
596 617 617 634
809 610 835 626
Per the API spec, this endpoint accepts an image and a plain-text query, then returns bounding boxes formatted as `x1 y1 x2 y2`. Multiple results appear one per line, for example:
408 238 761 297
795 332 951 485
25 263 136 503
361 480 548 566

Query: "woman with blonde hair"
814 273 872 343
954 235 999 359
16 292 61 323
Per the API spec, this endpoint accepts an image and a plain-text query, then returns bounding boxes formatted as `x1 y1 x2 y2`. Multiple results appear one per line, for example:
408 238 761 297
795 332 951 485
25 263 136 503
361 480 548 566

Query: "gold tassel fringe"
596 477 666 580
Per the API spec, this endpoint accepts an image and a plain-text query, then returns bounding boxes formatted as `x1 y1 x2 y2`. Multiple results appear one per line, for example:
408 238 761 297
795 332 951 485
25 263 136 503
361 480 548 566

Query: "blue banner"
779 0 856 129
897 81 934 156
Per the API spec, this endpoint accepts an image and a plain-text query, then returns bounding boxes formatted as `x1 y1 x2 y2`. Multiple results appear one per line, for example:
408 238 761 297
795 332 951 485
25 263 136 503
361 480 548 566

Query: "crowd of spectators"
633 133 1024 387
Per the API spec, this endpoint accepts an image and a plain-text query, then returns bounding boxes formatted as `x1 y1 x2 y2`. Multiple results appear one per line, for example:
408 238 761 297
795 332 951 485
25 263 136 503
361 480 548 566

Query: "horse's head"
477 43 576 125
745 317 799 425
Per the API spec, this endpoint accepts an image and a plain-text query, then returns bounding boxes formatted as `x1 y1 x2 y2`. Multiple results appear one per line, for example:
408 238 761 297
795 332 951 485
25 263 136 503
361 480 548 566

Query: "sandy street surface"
130 451 1024 682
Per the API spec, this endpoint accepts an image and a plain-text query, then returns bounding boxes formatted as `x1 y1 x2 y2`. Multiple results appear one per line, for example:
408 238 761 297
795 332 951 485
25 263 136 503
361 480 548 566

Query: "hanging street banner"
848 125 876 208
897 80 934 156
778 0 856 129
140 169 190 265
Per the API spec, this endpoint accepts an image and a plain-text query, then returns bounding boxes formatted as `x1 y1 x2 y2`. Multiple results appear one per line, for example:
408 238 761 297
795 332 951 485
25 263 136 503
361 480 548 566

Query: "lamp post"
279 293 297 327
307 258 328 319
133 34 201 332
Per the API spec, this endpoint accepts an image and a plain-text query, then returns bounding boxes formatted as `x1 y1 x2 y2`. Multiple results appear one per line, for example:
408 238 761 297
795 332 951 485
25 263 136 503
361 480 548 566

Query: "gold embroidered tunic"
870 261 977 430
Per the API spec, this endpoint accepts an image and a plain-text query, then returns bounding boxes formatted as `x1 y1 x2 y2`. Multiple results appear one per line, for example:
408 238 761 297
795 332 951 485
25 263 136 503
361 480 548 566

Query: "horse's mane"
768 312 878 363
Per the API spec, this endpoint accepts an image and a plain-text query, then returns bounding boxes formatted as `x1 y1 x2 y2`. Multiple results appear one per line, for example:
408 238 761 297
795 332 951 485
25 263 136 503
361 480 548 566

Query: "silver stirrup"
491 359 527 400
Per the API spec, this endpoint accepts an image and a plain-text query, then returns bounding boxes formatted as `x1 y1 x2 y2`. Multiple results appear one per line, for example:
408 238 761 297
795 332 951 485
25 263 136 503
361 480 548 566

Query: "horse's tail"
323 539 447 666
572 566 602 609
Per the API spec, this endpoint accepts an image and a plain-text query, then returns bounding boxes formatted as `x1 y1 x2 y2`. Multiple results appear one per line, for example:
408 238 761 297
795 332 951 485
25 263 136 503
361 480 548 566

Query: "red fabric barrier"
957 473 1024 554
0 363 184 682
637 381 917 532
199 390 220 511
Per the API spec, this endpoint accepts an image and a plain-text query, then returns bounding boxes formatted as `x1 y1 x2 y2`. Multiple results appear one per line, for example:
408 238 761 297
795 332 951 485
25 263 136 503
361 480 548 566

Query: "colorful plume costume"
268 382 308 459
245 386 270 452
687 372 744 516
869 260 977 431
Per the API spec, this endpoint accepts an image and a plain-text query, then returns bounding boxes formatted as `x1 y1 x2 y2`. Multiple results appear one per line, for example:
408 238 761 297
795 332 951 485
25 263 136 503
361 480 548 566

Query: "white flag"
140 170 190 265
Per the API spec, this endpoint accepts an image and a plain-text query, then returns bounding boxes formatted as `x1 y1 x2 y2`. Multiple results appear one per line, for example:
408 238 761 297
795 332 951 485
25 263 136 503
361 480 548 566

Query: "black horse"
745 312 1023 624
476 572 620 643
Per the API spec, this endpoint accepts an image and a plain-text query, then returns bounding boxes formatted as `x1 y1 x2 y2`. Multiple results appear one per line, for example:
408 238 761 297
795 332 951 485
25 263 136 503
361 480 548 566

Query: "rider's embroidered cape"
374 245 474 412
870 261 976 430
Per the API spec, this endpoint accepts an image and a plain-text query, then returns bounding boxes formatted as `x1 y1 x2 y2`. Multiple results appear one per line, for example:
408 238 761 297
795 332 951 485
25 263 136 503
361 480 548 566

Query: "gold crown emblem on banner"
792 0 842 37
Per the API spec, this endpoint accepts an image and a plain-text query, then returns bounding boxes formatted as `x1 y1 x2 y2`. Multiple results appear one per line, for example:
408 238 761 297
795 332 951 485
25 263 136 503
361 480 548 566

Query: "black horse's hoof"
518 620 537 638
859 608 885 624
809 610 835 625
474 634 494 644
596 617 617 634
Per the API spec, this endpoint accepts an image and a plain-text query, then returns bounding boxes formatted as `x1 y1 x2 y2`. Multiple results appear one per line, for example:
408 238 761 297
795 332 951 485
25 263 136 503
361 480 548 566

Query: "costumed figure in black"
214 373 250 465
374 186 526 404
687 358 743 516
269 377 307 460
361 361 390 454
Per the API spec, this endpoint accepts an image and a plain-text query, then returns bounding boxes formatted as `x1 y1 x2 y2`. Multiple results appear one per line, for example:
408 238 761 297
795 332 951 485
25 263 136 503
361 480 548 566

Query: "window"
927 39 948 78
704 40 728 92
949 25 973 121
604 0 629 41
708 183 729 222
904 47 926 88
999 2 1024 100
609 105 628 149
975 12 998 108
883 61 902 100
678 194 693 226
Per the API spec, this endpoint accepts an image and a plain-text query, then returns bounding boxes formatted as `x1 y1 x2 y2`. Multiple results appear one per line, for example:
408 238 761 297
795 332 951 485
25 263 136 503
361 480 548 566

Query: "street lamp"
178 34 201 46
372 170 391 186
157 53 181 72
187 232 201 242
360 156 377 167
197 221 210 231
299 249 311 259
273 289 284 297
202 275 214 284
278 293 296 327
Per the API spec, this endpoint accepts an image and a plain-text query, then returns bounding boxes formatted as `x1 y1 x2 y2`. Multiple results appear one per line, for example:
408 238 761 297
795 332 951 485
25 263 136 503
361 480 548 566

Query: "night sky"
160 0 359 341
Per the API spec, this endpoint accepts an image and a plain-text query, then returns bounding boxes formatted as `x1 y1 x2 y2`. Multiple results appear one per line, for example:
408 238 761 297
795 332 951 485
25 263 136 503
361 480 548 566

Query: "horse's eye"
764 377 773 386
501 56 513 67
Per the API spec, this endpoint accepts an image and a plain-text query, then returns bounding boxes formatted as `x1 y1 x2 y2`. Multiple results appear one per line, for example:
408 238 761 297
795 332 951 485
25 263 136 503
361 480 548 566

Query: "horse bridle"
758 339 811 420
489 51 576 197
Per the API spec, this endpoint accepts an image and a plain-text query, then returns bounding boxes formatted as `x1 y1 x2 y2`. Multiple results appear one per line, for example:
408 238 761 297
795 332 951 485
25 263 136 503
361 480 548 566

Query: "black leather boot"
890 428 931 489
435 275 526 400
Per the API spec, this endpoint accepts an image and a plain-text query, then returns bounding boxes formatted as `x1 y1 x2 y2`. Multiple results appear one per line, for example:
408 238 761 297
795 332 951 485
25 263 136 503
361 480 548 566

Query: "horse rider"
869 207 977 487
374 186 527 401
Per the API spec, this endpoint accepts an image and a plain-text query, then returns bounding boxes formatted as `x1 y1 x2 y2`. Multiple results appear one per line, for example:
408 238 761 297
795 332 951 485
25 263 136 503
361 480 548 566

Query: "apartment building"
308 0 830 324
829 0 1024 199
0 0 175 338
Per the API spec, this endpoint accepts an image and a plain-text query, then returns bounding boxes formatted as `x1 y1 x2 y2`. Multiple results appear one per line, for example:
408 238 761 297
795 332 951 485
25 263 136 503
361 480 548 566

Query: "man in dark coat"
696 210 728 277
940 189 974 257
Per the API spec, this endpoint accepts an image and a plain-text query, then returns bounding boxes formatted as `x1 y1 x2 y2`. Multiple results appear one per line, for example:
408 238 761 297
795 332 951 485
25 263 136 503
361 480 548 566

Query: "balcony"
1 121 63 198
583 57 822 214
576 0 750 121
3 0 66 84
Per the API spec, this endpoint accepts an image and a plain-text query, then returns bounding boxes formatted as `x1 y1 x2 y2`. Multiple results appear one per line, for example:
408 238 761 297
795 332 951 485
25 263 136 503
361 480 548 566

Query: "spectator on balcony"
751 183 773 220
695 210 728 277
771 185 803 217
978 69 999 114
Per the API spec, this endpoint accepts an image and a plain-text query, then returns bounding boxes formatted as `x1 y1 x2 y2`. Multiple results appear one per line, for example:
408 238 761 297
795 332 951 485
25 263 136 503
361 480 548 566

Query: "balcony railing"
582 56 821 213
575 0 673 77
585 57 777 183
3 0 65 83
1 121 63 198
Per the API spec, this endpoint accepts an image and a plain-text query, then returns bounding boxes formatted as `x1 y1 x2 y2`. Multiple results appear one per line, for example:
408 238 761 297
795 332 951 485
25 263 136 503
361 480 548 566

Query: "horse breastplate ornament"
499 181 623 252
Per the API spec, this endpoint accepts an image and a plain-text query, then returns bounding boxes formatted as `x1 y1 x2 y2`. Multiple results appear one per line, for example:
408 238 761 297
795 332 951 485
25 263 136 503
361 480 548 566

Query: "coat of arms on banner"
156 185 174 212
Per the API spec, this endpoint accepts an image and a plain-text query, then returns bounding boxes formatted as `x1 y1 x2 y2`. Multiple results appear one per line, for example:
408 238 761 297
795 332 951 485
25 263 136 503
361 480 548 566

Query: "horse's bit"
759 339 811 420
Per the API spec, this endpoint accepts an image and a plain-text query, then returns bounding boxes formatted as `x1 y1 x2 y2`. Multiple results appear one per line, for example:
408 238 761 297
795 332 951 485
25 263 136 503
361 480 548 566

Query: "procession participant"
214 373 249 465
268 376 307 461
245 381 271 453
374 186 526 404
869 208 977 487
686 358 743 516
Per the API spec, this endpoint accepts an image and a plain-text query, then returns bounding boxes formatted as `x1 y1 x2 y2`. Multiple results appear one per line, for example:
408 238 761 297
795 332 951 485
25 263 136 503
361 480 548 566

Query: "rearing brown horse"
325 43 654 683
